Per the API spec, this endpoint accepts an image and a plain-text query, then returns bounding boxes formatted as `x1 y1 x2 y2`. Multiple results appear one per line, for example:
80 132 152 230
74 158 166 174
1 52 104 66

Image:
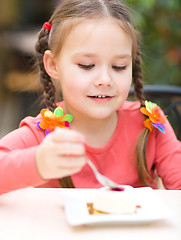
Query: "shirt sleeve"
154 118 181 189
0 118 47 194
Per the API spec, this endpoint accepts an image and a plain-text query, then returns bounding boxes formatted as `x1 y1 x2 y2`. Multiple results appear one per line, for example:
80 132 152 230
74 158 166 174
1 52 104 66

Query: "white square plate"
59 187 174 226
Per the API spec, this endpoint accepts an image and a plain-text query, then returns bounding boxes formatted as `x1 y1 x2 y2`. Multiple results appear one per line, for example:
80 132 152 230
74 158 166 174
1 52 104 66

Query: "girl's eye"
78 64 95 70
112 65 127 71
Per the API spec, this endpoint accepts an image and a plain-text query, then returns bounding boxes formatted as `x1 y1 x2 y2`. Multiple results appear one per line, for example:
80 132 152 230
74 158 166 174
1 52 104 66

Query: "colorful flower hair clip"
37 107 73 135
140 100 167 133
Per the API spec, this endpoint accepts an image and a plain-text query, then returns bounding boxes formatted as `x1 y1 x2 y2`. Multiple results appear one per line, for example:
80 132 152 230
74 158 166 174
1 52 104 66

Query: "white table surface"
0 188 180 240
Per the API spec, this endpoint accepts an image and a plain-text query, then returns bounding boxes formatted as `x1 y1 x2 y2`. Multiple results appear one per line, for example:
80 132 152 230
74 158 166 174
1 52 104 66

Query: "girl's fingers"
54 141 85 156
56 155 87 169
51 127 85 143
36 128 87 179
40 155 86 179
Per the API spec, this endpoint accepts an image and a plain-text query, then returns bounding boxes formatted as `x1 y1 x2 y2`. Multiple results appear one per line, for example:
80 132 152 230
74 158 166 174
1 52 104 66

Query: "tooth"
95 95 107 98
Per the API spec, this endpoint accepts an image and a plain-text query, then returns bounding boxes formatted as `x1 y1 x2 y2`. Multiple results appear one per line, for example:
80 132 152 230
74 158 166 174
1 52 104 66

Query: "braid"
35 28 57 112
35 26 75 189
136 128 153 186
132 49 145 107
132 49 153 186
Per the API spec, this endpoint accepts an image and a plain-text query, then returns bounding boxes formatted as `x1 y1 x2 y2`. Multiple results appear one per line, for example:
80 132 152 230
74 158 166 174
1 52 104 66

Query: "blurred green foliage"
126 0 181 85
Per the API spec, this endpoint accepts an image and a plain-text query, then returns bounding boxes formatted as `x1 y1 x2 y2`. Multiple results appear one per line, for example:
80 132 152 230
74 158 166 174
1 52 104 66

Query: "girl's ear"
43 50 59 79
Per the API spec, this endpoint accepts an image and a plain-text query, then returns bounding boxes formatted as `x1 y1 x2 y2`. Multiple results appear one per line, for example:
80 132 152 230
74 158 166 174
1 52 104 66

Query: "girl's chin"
84 109 117 121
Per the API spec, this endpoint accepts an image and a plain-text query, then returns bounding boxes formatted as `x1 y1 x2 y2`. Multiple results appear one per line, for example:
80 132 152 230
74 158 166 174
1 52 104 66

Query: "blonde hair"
35 0 152 187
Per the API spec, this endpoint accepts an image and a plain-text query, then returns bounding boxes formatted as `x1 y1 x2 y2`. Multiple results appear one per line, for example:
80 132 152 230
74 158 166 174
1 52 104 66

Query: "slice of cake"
93 185 136 214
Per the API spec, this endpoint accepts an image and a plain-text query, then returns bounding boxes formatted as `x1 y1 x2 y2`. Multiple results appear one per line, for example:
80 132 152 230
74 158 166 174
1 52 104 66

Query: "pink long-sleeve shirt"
0 101 181 194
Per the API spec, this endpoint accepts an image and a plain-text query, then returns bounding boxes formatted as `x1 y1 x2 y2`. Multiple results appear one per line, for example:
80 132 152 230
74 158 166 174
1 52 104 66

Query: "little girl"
0 0 181 194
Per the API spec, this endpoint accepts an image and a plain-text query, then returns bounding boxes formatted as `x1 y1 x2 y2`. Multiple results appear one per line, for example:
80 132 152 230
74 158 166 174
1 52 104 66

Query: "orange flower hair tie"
37 107 73 135
140 101 167 133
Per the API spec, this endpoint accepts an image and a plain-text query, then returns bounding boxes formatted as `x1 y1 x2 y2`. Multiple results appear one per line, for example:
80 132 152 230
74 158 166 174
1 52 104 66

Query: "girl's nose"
94 67 113 87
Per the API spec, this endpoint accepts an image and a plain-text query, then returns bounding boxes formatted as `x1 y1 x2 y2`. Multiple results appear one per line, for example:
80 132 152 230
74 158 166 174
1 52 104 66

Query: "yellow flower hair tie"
37 107 73 135
140 101 167 133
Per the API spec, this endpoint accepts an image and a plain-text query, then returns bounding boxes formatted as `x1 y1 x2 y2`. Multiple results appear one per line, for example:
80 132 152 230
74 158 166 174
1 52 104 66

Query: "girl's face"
53 18 132 121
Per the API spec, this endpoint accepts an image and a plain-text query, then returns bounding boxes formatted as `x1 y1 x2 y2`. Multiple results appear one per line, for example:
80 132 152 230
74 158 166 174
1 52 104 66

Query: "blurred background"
0 0 181 138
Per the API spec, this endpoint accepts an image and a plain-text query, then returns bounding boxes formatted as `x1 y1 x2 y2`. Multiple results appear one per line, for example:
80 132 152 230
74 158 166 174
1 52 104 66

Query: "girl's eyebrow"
72 53 132 59
115 54 132 59
72 52 96 58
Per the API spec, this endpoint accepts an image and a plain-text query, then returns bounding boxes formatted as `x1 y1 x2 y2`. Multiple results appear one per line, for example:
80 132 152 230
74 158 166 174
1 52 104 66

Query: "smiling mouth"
88 95 113 98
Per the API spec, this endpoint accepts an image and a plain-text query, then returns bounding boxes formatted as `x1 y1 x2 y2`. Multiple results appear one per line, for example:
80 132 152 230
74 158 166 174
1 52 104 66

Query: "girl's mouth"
90 95 110 98
87 95 113 102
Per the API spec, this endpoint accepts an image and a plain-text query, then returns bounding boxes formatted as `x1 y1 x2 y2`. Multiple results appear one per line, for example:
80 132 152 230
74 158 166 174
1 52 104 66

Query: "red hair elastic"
42 22 51 31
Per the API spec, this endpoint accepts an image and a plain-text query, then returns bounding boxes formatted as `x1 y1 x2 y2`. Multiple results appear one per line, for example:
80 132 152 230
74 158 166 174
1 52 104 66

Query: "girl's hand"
36 127 86 179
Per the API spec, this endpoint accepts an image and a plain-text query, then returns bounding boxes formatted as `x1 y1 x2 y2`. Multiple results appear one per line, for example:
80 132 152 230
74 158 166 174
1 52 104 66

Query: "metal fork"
87 159 120 189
